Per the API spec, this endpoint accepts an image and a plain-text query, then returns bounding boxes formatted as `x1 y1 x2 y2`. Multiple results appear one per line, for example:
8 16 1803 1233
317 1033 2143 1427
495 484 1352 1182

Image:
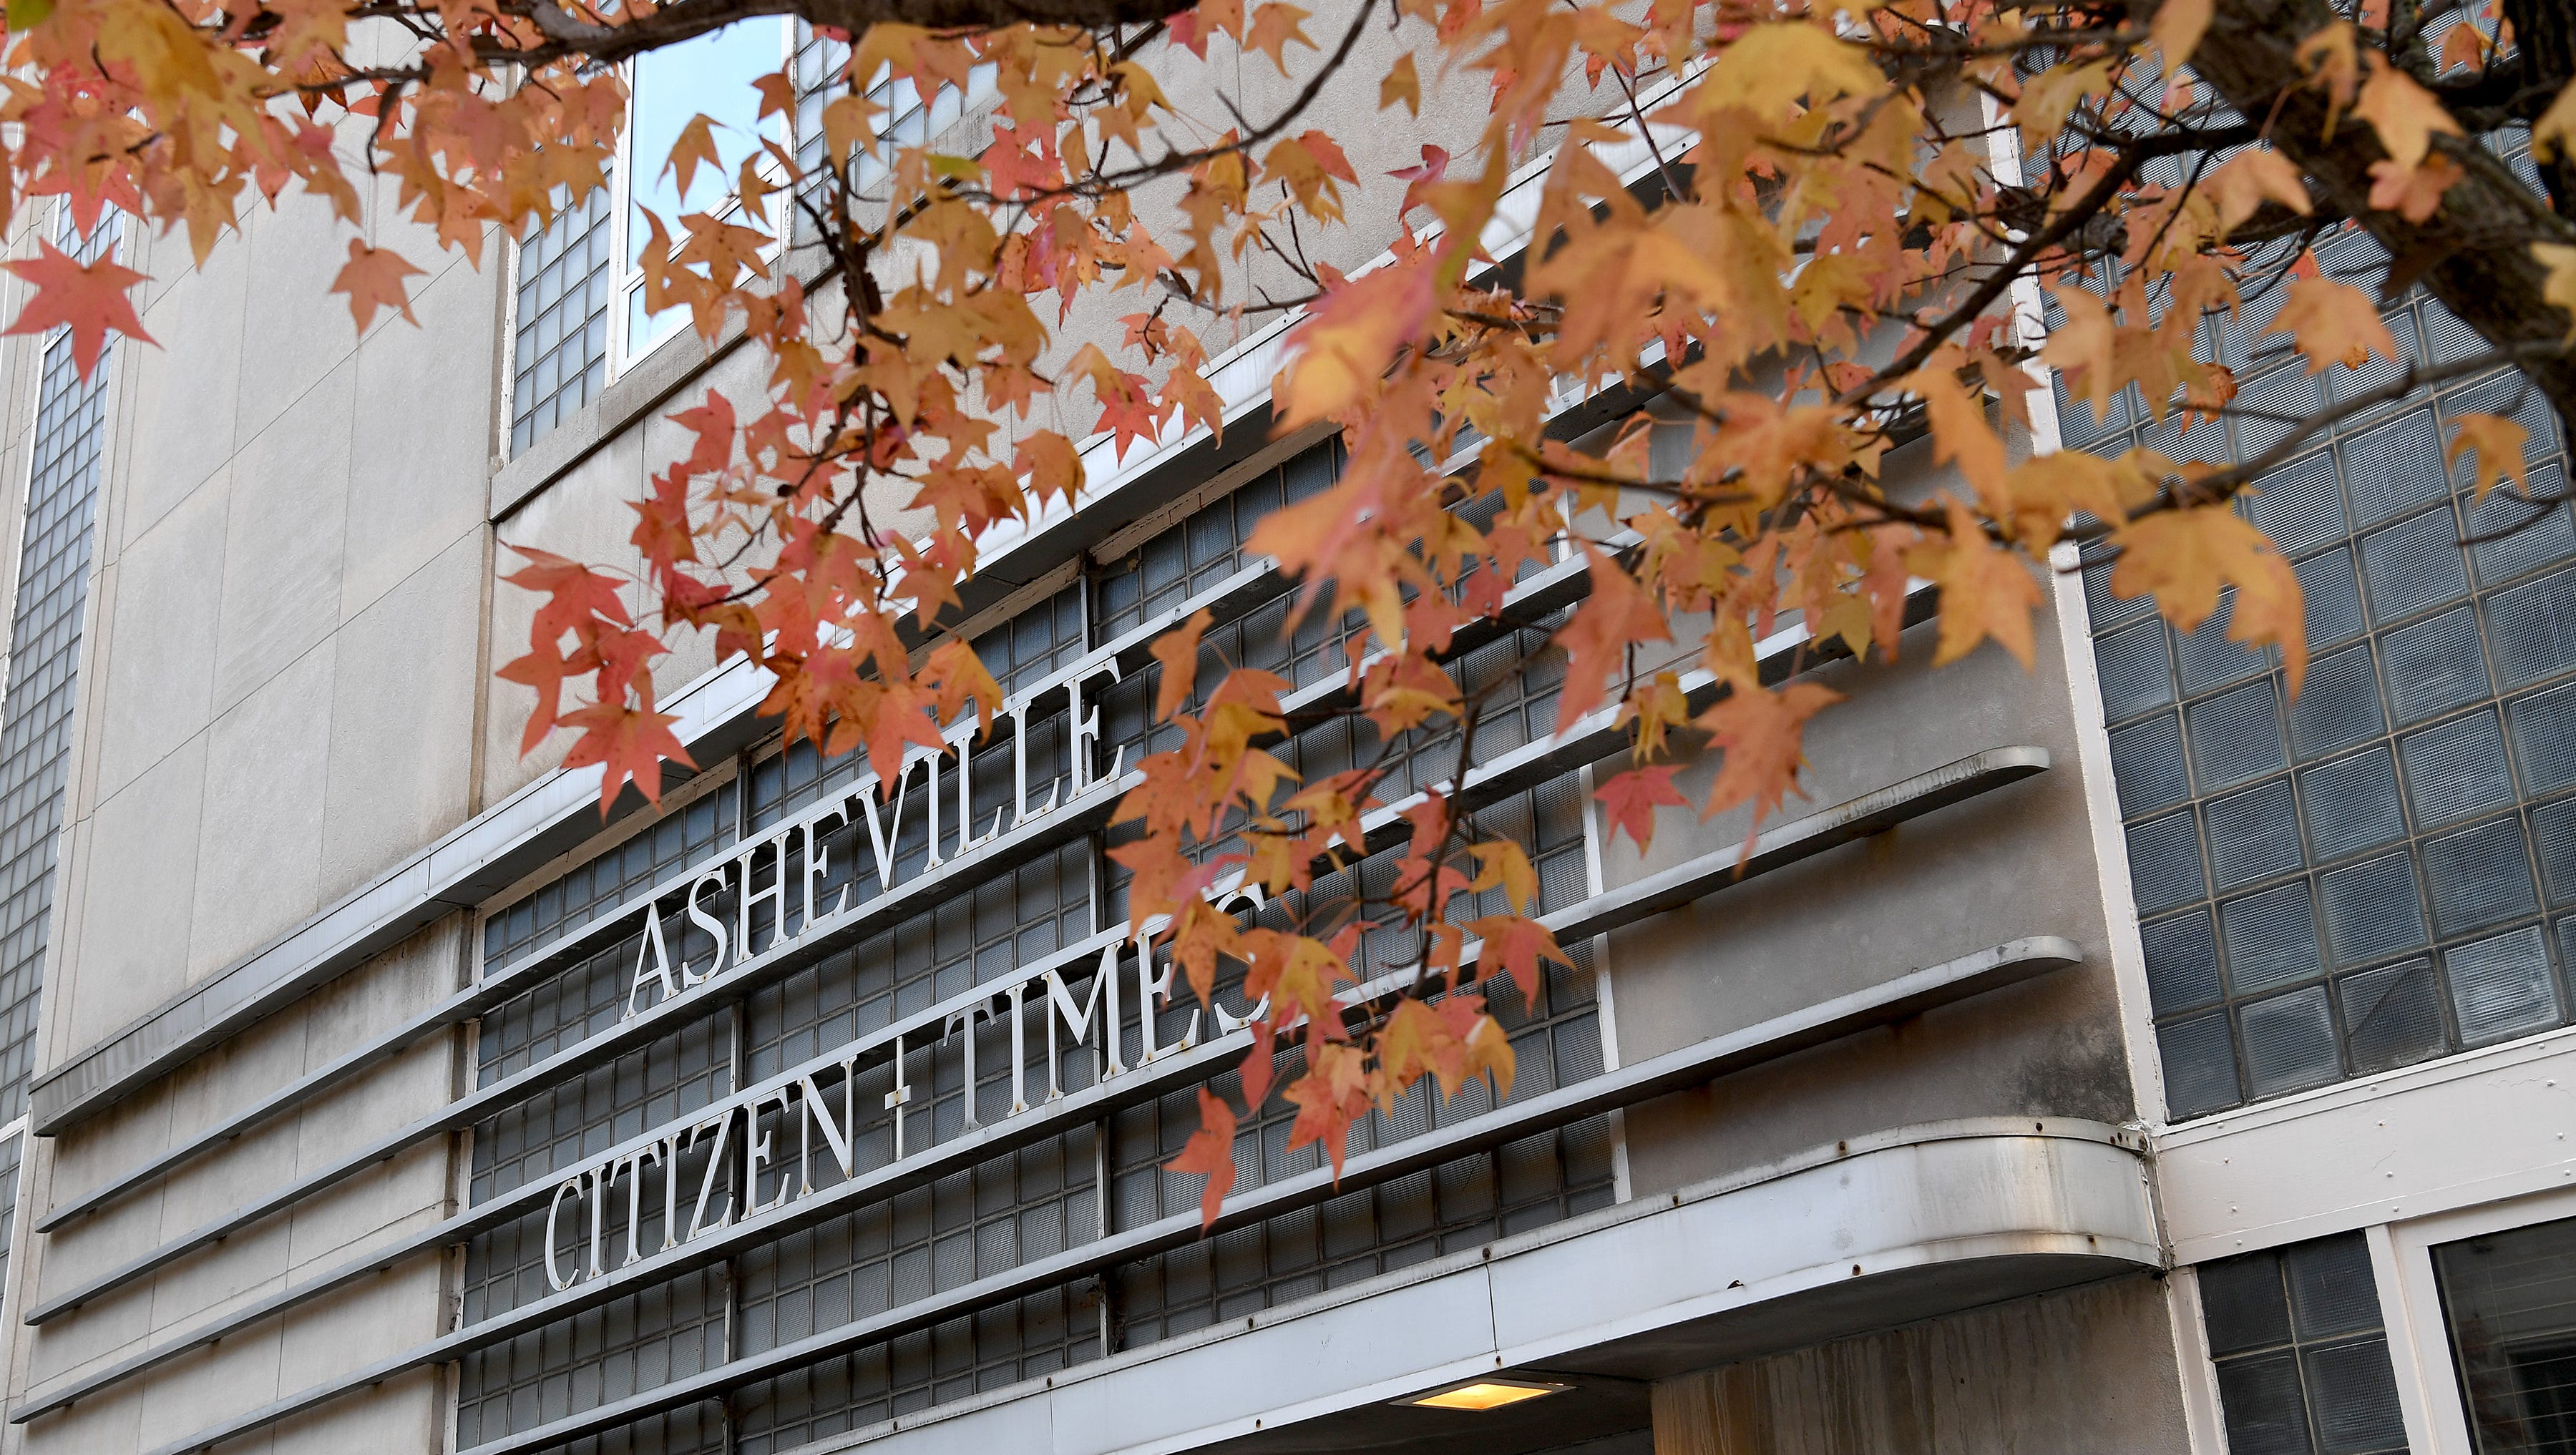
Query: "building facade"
0 19 2557 1455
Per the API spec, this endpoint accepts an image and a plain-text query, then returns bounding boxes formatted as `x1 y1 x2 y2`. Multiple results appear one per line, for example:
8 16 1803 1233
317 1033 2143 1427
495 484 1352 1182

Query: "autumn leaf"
1597 765 1688 855
1911 499 2046 668
2537 80 2576 163
2152 0 2212 74
664 113 723 200
2265 275 2400 373
330 240 424 333
1551 541 1673 736
2447 413 2532 501
1464 914 1568 999
1697 678 1841 831
1909 368 2005 500
1696 22 1883 121
2112 506 2309 693
1381 53 1420 115
1468 840 1537 913
2366 152 2464 223
1152 608 1214 719
2207 150 2311 235
1245 2 1316 74
2353 59 2461 170
1166 1088 1238 1228
558 702 697 814
2016 59 2115 136
2537 244 2576 340
4 237 150 381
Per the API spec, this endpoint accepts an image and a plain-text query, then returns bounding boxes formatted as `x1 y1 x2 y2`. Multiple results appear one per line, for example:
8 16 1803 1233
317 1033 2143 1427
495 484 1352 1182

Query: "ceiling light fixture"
1396 1378 1571 1411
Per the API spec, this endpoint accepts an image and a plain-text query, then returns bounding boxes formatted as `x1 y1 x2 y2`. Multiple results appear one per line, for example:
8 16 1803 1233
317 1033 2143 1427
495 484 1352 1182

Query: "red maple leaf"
1596 765 1689 855
5 237 152 381
1093 369 1174 461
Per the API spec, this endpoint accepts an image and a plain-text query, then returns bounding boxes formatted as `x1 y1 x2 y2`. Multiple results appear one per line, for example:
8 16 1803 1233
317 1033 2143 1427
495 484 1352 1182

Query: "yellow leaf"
1468 841 1538 913
2265 275 2399 373
2297 22 2361 137
2207 150 2311 235
2535 243 2576 341
2447 413 2532 501
1908 368 2005 501
2353 59 2460 169
1695 22 1884 121
2152 0 2212 74
2016 59 2115 137
1911 499 2044 669
2537 80 2576 162
1381 52 1420 116
2112 505 2308 693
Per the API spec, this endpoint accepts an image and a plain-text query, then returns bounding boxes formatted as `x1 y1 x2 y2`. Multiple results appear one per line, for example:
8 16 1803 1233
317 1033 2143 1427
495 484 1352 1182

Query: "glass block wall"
509 184 615 456
0 212 119 1318
2199 1232 2409 1454
2075 217 2576 1121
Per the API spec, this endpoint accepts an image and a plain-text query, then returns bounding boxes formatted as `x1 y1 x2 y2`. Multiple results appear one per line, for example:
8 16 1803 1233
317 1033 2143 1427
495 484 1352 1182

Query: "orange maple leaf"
2265 274 2399 373
1697 678 1841 833
1152 607 1215 720
1166 1088 1239 1229
1551 542 1672 737
2112 504 2309 693
1911 499 2046 667
4 237 151 381
2447 413 2532 501
330 240 424 333
559 702 697 815
1245 2 1317 74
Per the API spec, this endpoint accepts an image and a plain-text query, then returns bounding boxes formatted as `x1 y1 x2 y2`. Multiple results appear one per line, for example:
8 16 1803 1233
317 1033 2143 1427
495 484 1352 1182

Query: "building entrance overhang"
779 1120 2160 1455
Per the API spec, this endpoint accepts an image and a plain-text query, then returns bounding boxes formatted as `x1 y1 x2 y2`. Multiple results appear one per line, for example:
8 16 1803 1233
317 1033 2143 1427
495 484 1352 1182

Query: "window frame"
501 17 797 457
2377 1182 2576 1453
605 16 797 376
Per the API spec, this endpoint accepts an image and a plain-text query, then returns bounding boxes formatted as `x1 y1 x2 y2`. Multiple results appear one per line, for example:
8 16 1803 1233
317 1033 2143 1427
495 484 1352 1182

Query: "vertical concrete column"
1649 1367 1750 1455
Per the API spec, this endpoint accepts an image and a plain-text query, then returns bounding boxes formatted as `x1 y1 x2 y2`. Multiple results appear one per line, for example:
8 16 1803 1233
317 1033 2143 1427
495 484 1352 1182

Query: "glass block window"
0 219 116 1130
1089 437 1342 644
2078 227 2576 1121
726 1135 1104 1454
1103 933 1611 1346
454 1266 731 1454
2199 1233 2409 1455
2434 1209 2576 1452
509 183 614 456
483 780 738 971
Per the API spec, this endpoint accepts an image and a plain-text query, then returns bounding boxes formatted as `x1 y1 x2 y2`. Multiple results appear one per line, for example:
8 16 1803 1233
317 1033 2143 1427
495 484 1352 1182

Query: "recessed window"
507 19 793 456
2434 1211 2576 1451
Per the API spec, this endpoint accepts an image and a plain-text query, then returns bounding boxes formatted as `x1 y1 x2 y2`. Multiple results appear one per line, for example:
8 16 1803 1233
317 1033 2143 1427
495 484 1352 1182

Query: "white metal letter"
623 902 681 1019
802 808 850 929
543 1175 583 1290
1068 662 1123 794
683 870 729 984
